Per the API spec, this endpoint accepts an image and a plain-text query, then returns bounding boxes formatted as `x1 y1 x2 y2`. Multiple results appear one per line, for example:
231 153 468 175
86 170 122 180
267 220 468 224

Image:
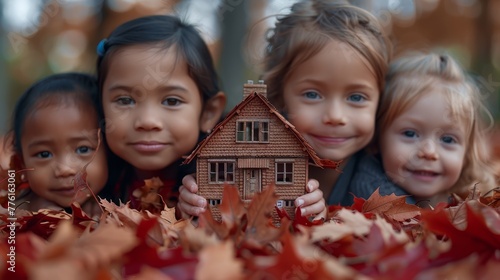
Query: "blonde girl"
352 52 496 206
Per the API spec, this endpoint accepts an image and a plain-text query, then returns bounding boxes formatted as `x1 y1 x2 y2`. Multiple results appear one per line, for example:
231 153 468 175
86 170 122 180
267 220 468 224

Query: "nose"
417 139 439 160
54 155 78 178
322 100 347 126
133 105 163 131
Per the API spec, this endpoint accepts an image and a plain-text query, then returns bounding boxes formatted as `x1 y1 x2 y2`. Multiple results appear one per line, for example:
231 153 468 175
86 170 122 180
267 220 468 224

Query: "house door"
244 169 261 200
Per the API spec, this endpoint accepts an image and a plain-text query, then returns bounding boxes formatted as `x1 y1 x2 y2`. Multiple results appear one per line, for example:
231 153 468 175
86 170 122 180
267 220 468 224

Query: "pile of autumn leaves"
1 184 500 280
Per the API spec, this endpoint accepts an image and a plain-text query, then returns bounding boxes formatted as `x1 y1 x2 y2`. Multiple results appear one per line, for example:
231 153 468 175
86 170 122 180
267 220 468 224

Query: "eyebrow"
106 84 189 95
27 136 97 149
297 78 377 91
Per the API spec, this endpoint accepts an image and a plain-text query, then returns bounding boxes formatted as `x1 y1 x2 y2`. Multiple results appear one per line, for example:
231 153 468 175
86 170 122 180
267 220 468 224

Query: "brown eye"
76 146 92 154
116 97 135 105
36 151 52 158
162 97 182 106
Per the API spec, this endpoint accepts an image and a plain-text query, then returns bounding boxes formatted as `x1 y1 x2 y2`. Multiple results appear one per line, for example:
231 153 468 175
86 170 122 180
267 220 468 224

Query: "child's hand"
295 179 326 220
178 174 207 217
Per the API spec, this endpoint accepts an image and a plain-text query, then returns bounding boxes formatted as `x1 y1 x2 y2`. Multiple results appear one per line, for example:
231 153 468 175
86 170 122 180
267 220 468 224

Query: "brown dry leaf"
77 221 138 269
29 259 92 280
481 206 500 234
373 216 409 244
362 188 407 214
294 231 363 280
245 184 283 244
382 202 421 222
38 220 80 260
159 204 178 224
249 228 357 280
480 188 500 208
414 254 478 280
128 266 174 280
132 177 164 212
180 221 220 252
199 204 230 239
195 240 244 280
102 200 145 228
310 209 372 243
37 220 138 273
218 184 246 229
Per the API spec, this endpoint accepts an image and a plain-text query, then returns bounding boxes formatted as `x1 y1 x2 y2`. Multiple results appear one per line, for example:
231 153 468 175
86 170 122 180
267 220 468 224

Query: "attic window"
236 120 269 143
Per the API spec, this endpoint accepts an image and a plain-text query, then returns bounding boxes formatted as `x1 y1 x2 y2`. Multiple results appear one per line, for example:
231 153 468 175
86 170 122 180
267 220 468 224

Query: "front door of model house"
244 169 261 200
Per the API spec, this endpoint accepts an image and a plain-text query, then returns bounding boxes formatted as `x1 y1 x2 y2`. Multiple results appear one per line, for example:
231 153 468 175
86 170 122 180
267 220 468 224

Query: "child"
10 73 109 214
178 0 394 215
95 15 227 210
352 52 496 206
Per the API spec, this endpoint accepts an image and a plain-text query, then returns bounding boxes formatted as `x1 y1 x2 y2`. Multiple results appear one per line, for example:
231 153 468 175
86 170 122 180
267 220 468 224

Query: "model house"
183 80 329 220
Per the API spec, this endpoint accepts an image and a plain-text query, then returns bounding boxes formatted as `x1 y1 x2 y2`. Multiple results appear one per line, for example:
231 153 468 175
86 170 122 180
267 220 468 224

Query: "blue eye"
347 94 365 102
303 91 321 100
441 136 456 144
36 151 52 158
76 146 93 155
403 130 417 138
162 97 182 106
116 97 135 105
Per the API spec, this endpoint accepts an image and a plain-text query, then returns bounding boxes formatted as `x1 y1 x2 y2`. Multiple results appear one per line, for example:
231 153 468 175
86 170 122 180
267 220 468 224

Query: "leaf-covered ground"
1 183 499 280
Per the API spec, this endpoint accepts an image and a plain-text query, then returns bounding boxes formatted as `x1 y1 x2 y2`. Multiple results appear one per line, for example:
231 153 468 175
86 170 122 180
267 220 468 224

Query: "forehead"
103 44 194 89
398 90 468 131
23 103 98 139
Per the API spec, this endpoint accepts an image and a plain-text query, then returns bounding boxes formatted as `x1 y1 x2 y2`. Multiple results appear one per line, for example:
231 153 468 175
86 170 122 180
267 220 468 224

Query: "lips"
406 168 440 182
129 141 167 153
310 134 353 145
51 186 76 197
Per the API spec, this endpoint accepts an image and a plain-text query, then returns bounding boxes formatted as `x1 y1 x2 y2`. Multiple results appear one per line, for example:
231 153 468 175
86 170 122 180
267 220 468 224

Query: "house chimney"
243 80 267 99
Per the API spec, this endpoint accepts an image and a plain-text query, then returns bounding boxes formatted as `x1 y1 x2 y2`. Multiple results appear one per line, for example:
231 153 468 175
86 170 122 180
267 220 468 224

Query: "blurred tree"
1 0 499 129
0 1 8 134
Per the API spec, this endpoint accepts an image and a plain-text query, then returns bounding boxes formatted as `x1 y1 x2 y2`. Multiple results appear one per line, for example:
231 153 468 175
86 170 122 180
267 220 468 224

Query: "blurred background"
0 0 499 137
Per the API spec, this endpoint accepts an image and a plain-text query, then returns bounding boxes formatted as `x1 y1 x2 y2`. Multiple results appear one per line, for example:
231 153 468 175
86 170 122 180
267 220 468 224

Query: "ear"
200 91 226 132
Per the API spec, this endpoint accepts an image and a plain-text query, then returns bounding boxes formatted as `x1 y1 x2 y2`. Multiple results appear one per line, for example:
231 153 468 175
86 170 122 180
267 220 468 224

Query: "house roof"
183 92 335 168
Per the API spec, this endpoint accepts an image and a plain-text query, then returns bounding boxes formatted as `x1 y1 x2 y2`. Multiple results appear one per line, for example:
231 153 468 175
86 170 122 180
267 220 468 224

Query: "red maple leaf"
421 201 500 264
123 218 197 278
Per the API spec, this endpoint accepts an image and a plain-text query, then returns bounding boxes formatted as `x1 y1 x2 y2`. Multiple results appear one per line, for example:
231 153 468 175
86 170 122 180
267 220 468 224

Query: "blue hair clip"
96 39 107 57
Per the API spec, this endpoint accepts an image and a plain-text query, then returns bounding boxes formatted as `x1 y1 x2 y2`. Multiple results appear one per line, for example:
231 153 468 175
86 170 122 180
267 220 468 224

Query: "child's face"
101 45 204 171
282 40 379 161
379 91 467 198
21 103 108 208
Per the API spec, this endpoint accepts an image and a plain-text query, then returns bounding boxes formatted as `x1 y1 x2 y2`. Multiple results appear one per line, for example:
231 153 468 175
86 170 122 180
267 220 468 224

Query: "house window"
209 161 235 183
276 200 295 208
276 162 293 183
236 120 269 142
208 199 221 206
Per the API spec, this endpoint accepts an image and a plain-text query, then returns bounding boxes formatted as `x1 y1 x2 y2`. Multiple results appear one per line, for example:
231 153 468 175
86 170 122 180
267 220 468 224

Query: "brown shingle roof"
183 92 334 168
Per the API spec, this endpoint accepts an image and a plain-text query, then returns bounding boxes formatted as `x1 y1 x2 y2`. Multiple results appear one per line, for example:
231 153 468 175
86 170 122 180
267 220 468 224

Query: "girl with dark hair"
96 15 226 210
9 73 109 215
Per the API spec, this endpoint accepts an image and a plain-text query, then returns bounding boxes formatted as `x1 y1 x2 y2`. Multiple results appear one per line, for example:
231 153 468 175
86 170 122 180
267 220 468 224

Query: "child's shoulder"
350 152 414 202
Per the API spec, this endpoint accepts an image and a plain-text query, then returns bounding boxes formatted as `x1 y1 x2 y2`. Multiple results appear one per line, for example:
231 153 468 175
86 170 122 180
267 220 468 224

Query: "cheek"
86 152 108 192
380 136 407 170
447 151 466 177
356 109 377 134
26 169 50 194
286 107 315 131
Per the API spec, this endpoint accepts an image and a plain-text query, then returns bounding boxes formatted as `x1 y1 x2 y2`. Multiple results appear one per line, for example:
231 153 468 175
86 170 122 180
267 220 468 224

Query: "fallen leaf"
195 240 244 280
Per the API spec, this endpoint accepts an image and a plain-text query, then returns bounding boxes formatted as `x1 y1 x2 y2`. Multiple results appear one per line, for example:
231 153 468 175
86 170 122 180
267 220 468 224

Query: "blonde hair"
378 52 496 194
262 0 392 111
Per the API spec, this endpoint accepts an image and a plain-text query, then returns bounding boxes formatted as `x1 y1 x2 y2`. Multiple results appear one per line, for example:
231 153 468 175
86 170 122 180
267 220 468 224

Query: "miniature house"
183 80 328 220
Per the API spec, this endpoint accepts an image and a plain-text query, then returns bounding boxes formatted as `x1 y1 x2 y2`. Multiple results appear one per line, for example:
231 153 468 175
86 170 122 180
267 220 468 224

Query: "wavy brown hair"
262 0 392 112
